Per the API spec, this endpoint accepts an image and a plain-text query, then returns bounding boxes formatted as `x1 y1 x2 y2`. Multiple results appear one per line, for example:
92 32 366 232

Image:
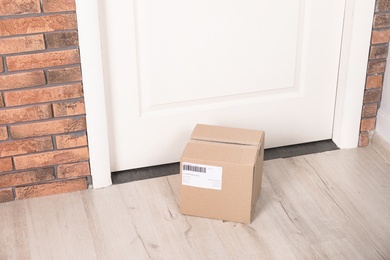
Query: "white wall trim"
75 0 112 188
332 0 376 148
377 109 390 143
372 132 390 163
76 0 376 188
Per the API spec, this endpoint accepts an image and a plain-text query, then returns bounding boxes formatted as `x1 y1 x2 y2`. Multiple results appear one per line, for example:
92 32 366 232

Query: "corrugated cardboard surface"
191 124 264 146
180 124 264 224
182 140 258 166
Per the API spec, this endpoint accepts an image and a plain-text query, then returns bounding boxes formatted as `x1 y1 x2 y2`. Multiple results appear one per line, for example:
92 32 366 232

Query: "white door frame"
75 0 375 188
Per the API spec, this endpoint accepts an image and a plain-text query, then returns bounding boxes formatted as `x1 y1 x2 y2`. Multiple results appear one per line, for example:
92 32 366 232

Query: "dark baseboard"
112 140 338 185
263 139 339 160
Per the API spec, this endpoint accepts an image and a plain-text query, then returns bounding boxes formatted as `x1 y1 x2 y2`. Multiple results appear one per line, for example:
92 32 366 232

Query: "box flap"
181 140 258 166
191 124 263 146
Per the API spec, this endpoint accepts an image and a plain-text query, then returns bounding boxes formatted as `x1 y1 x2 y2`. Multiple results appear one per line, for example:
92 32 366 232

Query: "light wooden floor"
1 147 389 259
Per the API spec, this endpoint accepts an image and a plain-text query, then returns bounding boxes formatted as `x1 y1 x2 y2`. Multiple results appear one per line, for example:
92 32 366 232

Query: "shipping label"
182 162 222 190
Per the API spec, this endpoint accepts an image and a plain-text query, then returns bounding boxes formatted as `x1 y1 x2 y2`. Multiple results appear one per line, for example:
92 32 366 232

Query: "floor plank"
0 147 389 259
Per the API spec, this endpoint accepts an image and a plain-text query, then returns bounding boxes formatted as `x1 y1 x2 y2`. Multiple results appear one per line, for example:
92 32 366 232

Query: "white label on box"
182 162 222 190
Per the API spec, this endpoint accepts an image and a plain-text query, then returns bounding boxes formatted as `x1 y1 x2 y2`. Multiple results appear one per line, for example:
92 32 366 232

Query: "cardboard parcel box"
180 124 265 224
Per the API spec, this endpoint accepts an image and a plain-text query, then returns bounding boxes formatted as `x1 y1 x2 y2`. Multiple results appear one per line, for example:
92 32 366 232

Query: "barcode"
183 164 207 173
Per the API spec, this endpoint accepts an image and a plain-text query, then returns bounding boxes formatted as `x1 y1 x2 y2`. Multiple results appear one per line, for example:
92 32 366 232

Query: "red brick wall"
360 0 390 146
0 0 90 203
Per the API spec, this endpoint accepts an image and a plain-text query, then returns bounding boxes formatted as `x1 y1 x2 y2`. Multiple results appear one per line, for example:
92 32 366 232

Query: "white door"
101 0 345 172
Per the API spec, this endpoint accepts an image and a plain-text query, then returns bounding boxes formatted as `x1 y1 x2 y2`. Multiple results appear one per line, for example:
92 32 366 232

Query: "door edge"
332 0 376 148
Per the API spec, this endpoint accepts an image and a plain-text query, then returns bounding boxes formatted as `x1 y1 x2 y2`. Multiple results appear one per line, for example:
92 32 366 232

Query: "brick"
6 49 80 71
0 168 55 188
0 137 53 157
0 126 8 141
10 116 86 139
0 14 77 37
367 60 386 74
42 0 76 12
0 35 45 55
46 66 82 84
0 0 41 15
55 132 87 149
15 178 88 199
57 162 90 178
53 100 85 117
372 29 390 44
369 44 389 59
376 0 390 12
0 157 13 173
0 71 46 91
374 14 390 29
4 83 83 106
0 57 3 72
0 104 53 124
363 89 382 103
360 118 376 132
14 147 89 170
0 95 3 107
358 132 369 147
0 188 14 203
366 75 383 89
45 31 79 49
362 103 378 118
